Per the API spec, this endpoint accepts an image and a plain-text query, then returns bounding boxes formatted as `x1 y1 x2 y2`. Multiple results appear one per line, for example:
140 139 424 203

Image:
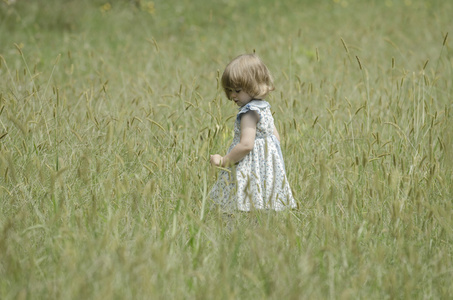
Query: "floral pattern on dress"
210 100 296 212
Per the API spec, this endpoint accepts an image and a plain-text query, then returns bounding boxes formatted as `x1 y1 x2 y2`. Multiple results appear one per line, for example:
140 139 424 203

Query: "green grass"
1 0 452 298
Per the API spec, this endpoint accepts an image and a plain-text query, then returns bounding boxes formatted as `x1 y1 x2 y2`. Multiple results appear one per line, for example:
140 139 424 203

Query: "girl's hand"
210 154 223 167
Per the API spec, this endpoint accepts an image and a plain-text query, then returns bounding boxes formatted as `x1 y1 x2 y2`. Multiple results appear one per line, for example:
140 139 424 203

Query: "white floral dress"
210 100 297 212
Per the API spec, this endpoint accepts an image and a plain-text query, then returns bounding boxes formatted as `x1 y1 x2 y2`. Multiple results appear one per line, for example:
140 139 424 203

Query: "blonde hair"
221 54 275 100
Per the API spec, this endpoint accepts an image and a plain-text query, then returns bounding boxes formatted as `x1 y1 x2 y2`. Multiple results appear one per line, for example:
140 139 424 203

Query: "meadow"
1 0 452 298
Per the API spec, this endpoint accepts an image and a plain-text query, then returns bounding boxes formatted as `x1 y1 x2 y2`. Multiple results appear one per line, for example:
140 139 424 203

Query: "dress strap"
237 100 270 120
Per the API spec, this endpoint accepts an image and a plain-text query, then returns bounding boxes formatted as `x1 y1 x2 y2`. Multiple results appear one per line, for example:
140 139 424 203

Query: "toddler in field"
209 54 296 211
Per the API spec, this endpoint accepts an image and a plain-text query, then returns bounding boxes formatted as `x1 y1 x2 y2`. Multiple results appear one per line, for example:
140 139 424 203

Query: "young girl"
209 54 296 212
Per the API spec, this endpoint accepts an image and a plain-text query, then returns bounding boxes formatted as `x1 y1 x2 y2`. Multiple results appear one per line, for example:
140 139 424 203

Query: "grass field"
1 0 452 298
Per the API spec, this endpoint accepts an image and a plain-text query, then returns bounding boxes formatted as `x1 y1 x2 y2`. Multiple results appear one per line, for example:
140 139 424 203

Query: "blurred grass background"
1 0 452 299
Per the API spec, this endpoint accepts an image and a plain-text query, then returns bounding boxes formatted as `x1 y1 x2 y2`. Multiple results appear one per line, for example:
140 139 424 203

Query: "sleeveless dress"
209 100 297 212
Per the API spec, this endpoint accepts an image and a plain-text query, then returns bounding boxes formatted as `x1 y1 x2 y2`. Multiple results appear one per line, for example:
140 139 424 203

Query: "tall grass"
1 0 452 298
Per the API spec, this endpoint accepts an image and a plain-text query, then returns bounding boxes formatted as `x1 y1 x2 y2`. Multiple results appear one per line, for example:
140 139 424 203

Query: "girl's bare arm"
210 112 257 167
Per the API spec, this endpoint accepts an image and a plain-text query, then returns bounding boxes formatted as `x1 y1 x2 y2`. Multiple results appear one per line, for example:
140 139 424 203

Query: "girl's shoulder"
237 100 270 118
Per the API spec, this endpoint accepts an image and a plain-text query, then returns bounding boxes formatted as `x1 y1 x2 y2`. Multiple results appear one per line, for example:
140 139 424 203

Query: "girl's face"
226 88 253 107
